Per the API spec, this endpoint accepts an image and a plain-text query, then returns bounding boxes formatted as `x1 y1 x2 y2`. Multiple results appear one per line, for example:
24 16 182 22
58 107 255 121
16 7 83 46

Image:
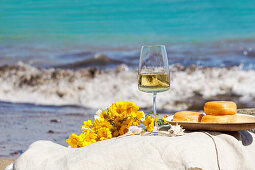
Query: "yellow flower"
112 129 119 137
80 130 97 146
97 127 112 141
67 101 146 148
95 108 108 120
114 117 123 127
162 115 169 123
94 118 113 131
131 111 144 126
81 120 93 132
117 118 132 135
143 116 154 132
108 102 124 117
119 125 129 135
125 102 139 116
135 111 145 120
108 102 139 118
66 133 83 148
132 121 139 126
100 111 108 119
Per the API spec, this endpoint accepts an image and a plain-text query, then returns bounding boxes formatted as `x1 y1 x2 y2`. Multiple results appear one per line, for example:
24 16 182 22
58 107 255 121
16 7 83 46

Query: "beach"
1 41 255 168
0 63 255 160
1 0 255 169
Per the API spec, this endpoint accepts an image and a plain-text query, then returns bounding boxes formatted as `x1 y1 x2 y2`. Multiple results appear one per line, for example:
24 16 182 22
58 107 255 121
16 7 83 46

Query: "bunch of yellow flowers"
66 101 155 148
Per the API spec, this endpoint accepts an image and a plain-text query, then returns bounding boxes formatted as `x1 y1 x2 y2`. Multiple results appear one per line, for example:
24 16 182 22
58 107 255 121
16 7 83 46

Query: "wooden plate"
165 114 255 131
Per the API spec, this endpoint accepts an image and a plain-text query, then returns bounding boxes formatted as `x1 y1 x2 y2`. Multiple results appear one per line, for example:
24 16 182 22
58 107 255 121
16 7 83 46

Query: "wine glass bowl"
138 45 170 93
138 45 170 134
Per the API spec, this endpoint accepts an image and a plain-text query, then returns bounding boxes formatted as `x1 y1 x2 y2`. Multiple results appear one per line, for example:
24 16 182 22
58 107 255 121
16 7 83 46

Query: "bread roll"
204 101 237 116
173 111 204 122
201 115 237 123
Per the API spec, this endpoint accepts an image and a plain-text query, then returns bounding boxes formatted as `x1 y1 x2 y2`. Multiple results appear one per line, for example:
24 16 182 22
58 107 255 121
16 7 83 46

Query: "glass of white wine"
138 45 170 134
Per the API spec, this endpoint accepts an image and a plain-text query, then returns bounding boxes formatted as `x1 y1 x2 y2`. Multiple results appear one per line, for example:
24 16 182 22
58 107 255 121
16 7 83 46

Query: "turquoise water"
0 0 255 69
1 0 255 45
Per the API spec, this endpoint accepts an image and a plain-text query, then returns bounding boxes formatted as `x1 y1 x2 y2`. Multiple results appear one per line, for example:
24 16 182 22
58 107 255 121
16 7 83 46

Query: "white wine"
138 73 170 93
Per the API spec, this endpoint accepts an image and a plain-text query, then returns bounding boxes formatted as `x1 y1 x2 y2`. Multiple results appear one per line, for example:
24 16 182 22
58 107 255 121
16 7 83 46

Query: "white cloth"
12 131 255 170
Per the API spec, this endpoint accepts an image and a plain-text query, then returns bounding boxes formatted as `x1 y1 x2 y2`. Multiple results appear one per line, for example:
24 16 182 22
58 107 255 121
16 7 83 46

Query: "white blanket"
11 131 255 170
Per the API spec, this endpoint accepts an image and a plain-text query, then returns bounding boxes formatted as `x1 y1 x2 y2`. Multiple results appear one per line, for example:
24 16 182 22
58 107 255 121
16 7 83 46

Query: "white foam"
0 63 254 111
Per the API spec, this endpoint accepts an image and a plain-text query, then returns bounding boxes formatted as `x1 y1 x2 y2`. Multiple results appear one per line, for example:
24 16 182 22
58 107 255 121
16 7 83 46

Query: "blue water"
1 0 255 43
1 0 255 68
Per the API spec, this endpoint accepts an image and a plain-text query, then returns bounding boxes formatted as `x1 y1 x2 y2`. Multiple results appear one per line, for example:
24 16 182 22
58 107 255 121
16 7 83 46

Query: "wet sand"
0 101 95 158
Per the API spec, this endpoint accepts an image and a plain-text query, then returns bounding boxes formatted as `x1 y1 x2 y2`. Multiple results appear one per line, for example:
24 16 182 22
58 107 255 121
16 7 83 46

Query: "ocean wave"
56 53 125 69
2 38 255 70
0 63 255 111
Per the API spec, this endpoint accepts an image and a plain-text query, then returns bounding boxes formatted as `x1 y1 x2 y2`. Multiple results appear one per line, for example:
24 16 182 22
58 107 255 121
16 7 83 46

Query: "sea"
1 0 255 69
1 0 255 157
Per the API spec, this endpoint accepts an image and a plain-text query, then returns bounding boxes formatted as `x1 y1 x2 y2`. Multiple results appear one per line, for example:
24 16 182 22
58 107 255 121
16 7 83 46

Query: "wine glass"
138 45 170 135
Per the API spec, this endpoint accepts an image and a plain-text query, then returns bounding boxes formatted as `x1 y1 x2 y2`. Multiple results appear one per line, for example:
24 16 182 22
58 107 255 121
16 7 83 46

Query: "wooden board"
165 114 255 131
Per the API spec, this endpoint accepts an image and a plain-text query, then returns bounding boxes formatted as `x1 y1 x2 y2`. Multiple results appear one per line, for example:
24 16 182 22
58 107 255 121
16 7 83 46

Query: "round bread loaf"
201 115 237 123
173 111 204 122
204 101 237 116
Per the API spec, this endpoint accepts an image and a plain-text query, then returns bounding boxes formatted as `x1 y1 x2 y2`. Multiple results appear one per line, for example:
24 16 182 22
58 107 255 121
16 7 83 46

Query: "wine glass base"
142 127 169 136
142 131 169 136
145 131 159 136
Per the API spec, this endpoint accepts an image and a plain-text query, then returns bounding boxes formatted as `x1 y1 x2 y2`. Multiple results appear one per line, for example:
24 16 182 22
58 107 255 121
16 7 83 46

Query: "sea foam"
0 63 254 111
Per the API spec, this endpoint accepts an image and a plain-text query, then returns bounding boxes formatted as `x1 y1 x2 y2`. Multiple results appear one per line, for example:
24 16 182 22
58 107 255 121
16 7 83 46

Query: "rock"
10 150 23 156
50 119 61 123
47 130 54 134
115 64 129 72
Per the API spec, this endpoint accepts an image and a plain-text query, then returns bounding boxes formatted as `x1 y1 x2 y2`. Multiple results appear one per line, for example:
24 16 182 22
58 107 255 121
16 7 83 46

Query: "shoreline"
0 63 255 110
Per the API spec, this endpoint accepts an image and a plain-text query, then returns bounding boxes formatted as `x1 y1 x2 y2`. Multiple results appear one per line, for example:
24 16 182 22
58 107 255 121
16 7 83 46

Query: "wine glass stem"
152 93 158 130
